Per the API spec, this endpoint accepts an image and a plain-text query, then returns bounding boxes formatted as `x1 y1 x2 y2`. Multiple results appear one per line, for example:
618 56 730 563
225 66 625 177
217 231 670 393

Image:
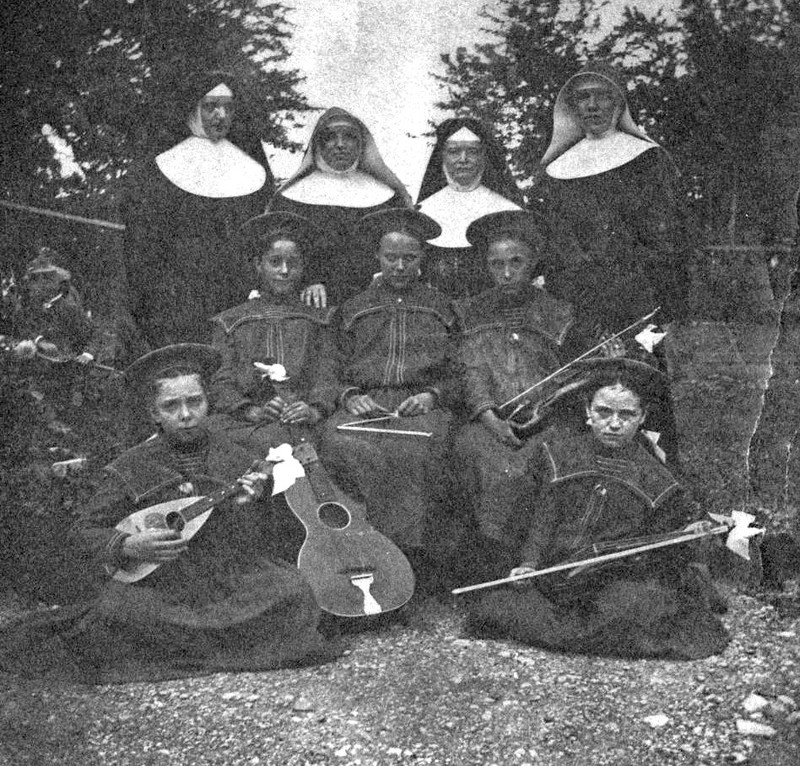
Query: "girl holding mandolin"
0 344 341 683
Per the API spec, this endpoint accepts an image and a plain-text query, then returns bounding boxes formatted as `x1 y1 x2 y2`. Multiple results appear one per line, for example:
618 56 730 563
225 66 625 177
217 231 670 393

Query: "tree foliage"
435 0 796 231
0 0 310 204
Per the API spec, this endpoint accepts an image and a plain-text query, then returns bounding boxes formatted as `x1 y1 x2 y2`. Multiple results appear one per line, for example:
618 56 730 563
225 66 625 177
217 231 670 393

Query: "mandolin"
284 440 415 617
111 464 267 584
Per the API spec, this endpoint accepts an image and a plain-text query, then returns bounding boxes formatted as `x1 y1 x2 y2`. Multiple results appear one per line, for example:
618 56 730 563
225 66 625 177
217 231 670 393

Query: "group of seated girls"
0 207 730 685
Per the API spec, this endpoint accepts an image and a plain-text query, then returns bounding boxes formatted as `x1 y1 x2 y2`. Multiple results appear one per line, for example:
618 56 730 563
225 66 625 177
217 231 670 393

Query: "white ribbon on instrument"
634 323 666 353
708 510 764 560
267 443 306 495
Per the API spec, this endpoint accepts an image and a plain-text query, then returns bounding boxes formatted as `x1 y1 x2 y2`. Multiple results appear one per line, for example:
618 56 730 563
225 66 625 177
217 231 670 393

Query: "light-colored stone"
742 693 769 713
292 697 315 712
736 719 777 737
643 714 670 728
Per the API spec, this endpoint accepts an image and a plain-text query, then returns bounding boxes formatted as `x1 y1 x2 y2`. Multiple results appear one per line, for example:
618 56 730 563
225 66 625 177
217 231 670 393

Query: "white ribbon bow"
266 443 305 495
708 510 765 560
253 362 289 382
634 324 667 353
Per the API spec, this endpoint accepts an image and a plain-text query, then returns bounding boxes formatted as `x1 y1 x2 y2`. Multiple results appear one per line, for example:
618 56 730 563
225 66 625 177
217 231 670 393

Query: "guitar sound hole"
317 502 350 530
164 511 186 533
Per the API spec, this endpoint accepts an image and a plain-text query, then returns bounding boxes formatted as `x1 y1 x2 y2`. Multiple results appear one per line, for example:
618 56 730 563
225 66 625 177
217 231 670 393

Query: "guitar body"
284 442 415 617
112 497 212 584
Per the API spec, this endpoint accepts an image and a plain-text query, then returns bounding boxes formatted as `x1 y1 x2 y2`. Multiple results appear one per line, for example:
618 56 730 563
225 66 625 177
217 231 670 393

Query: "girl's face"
256 239 304 295
585 383 646 448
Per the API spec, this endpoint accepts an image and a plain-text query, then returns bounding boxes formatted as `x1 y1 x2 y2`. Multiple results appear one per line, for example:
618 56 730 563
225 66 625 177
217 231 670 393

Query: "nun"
538 61 690 331
270 107 411 308
417 118 523 298
123 71 274 349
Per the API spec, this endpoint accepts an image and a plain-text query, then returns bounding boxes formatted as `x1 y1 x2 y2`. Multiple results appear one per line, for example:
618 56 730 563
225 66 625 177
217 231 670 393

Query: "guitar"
112 464 267 584
284 440 415 617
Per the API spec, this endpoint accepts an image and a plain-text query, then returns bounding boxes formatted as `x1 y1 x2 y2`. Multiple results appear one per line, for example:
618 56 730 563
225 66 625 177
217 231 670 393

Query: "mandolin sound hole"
317 502 351 530
164 511 186 533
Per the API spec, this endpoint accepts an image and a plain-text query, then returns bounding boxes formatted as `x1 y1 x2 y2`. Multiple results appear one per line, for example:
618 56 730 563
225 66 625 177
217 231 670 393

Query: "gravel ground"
1 590 798 766
2 319 799 766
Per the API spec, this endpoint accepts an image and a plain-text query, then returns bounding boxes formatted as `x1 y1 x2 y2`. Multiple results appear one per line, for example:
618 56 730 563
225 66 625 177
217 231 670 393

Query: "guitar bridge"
349 572 382 615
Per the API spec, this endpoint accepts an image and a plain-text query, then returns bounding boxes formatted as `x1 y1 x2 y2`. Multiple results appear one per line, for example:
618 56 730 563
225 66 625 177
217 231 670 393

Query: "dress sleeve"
305 319 341 417
209 320 251 415
517 442 551 567
77 467 137 575
459 331 497 419
626 149 692 322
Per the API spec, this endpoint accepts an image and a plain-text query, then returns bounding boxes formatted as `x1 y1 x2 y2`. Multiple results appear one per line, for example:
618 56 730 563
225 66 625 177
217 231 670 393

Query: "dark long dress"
208 295 339 455
466 428 730 660
539 147 690 328
0 427 339 683
123 159 271 348
538 147 689 467
319 282 458 553
452 285 575 569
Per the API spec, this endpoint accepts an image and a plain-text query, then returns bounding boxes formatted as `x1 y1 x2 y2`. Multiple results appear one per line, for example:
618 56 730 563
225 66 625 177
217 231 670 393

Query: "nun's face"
318 122 361 171
199 94 234 141
443 141 484 186
570 76 621 137
377 232 422 291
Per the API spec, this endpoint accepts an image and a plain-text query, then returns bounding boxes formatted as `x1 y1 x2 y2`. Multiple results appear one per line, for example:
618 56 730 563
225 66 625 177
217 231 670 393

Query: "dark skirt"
0 555 340 684
319 394 454 552
465 567 729 660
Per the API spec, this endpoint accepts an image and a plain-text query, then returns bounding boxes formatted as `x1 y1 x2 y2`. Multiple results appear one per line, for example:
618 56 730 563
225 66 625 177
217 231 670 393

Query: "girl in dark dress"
465 358 729 660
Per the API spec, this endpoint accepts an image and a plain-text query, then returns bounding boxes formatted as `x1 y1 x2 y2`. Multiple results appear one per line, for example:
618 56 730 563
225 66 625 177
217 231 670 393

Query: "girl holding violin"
451 210 581 577
463 357 729 660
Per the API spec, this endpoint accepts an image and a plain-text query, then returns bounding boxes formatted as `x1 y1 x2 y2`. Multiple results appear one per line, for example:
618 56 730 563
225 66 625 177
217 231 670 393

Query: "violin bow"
337 414 433 438
32 340 123 376
452 511 764 596
497 307 662 417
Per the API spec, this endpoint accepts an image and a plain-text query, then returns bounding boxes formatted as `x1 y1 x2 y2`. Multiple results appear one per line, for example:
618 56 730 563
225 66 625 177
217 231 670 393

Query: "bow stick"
498 307 661 417
452 511 764 595
0 199 126 232
337 414 433 438
32 341 123 376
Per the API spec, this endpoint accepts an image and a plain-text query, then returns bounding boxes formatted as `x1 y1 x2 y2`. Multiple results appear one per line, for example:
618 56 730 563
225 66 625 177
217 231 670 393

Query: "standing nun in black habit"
269 107 412 308
123 70 274 349
417 118 523 299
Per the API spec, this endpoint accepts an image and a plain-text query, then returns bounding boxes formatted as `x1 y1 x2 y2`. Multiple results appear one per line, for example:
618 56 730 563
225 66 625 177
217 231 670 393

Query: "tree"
0 0 310 205
433 0 794 232
434 0 605 195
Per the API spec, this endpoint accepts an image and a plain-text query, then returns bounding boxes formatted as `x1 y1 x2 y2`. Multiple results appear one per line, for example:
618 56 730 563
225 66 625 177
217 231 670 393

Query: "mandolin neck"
178 480 243 524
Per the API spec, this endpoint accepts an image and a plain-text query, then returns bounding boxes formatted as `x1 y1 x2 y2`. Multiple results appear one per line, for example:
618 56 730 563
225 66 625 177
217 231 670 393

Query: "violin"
496 308 661 437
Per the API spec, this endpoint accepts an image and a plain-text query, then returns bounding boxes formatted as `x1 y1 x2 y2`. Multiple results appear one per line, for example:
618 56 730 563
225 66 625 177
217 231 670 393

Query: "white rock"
742 693 769 713
778 695 798 709
786 711 800 725
643 714 670 728
292 697 315 712
736 719 777 737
